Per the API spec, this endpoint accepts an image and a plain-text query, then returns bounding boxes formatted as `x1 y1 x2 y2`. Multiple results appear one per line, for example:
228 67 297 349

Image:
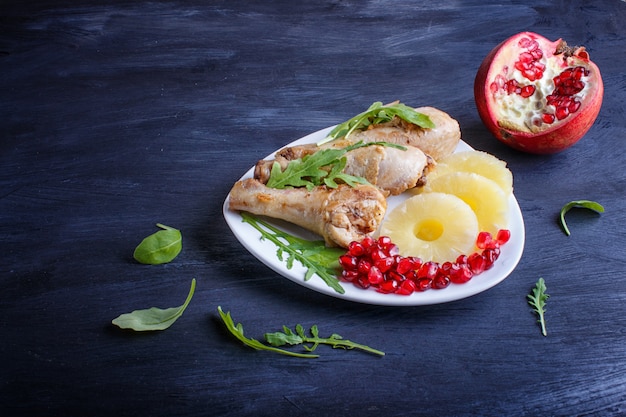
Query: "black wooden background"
2 1 625 416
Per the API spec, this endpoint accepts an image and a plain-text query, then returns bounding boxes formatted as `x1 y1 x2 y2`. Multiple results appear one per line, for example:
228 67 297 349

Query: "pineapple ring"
426 172 509 235
428 150 513 195
379 192 479 263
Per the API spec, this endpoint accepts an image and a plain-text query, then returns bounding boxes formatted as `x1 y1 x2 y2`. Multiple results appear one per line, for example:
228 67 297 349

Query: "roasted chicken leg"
345 106 461 161
228 178 387 247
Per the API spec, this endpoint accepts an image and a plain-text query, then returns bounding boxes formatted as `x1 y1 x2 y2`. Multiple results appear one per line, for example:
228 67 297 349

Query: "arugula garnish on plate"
318 101 435 145
241 212 346 293
266 140 405 190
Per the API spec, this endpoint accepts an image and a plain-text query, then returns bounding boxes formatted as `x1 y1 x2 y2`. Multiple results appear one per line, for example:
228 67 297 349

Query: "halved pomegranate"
474 32 603 154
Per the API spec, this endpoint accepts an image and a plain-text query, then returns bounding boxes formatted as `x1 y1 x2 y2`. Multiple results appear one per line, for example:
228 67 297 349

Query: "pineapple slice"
428 151 513 195
426 172 509 234
380 192 479 263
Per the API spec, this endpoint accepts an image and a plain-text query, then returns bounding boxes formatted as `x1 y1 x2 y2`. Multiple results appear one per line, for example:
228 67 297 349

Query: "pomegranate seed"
449 264 473 284
456 254 469 265
568 100 581 113
348 241 365 256
360 236 375 249
520 85 535 98
396 257 416 275
542 113 555 124
378 236 392 247
355 275 370 289
369 248 387 262
368 266 384 284
482 248 500 269
555 106 569 120
518 37 533 48
415 277 432 292
468 253 487 274
339 254 358 270
530 48 543 60
496 229 511 245
476 231 493 249
418 261 439 280
377 280 397 294
432 274 450 289
397 279 416 295
375 256 395 274
387 270 405 283
357 259 372 274
341 269 359 282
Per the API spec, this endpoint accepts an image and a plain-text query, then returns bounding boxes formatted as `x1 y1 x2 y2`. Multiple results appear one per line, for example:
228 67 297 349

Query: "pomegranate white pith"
474 32 603 154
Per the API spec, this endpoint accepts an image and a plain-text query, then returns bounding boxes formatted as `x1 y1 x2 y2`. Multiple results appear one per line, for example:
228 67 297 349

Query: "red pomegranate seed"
339 254 358 270
357 259 372 275
520 85 535 98
387 270 405 283
377 279 397 294
432 274 450 289
476 231 493 249
375 256 395 273
496 229 511 245
368 266 384 284
415 277 432 292
418 261 439 280
542 113 555 124
348 241 365 256
397 279 416 295
396 257 413 274
482 247 500 269
449 264 473 284
468 253 487 274
341 269 359 282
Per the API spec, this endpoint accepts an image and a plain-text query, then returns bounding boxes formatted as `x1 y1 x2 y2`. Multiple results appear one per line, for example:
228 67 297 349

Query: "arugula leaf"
240 212 345 293
217 306 319 358
318 101 435 145
265 141 404 190
527 278 549 337
133 223 182 264
112 279 196 331
217 307 384 358
265 324 385 356
559 200 604 236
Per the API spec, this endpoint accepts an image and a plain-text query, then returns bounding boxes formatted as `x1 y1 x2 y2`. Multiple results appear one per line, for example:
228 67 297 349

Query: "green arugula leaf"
559 200 604 236
133 223 182 264
265 324 385 356
240 212 345 293
112 279 196 331
266 141 402 190
218 307 384 358
217 307 319 358
527 278 549 337
318 101 435 145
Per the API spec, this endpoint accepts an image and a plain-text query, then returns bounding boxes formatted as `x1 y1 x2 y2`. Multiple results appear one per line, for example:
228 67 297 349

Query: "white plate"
223 126 525 306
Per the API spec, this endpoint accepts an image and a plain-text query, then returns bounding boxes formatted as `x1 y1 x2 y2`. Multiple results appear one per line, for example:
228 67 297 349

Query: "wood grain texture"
1 1 626 416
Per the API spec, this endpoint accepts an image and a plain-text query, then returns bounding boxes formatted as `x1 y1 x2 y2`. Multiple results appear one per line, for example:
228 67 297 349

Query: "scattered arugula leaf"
133 223 182 264
217 307 384 358
527 278 549 337
112 279 196 331
266 141 405 190
318 101 435 145
217 306 319 358
240 212 345 293
265 324 385 356
559 200 604 236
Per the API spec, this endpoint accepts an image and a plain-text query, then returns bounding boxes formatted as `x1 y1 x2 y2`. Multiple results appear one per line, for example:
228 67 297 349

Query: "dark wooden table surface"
2 1 625 416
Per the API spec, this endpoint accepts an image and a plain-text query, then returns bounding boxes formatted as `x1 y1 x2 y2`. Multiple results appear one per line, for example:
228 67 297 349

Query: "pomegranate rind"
474 31 604 154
